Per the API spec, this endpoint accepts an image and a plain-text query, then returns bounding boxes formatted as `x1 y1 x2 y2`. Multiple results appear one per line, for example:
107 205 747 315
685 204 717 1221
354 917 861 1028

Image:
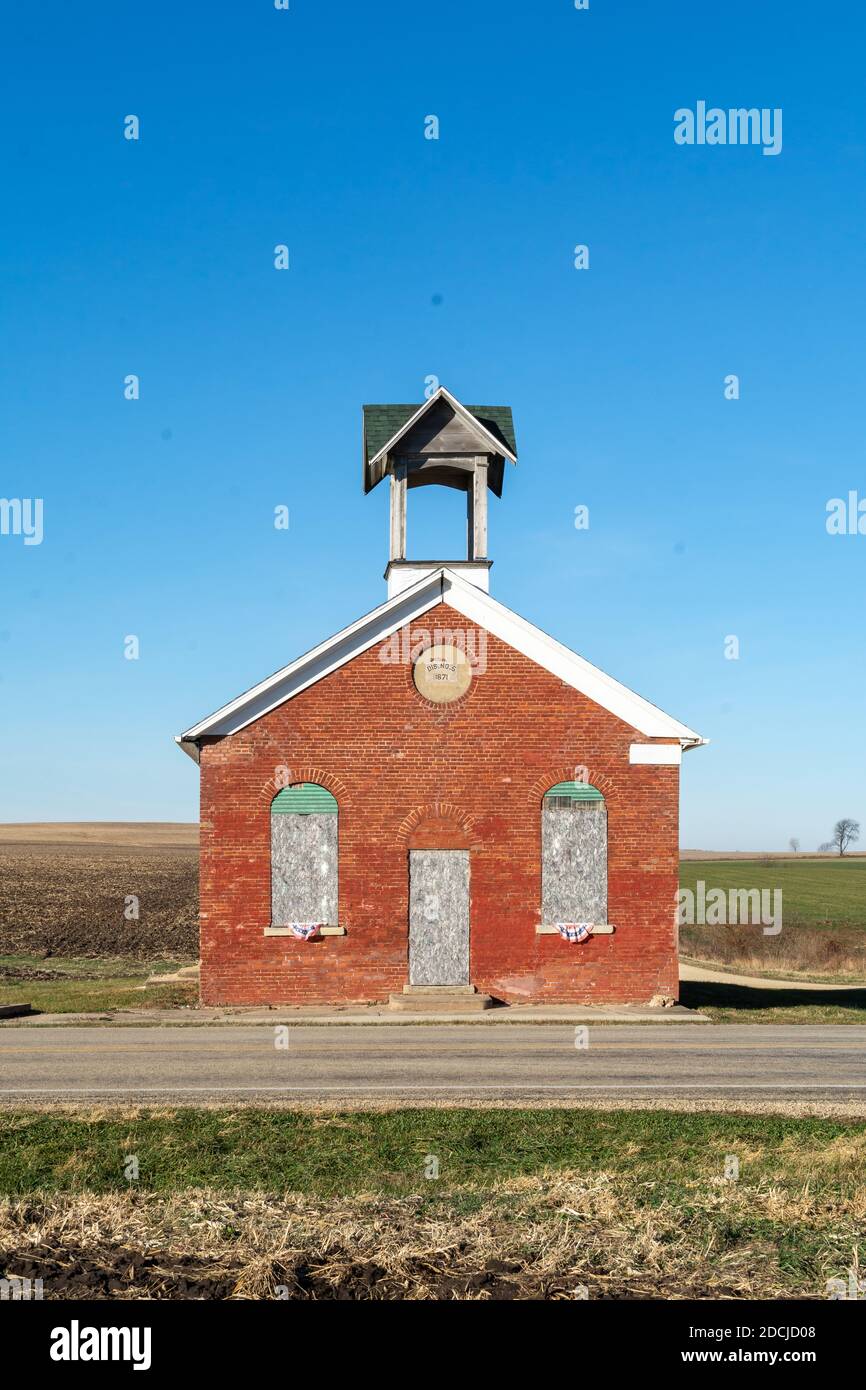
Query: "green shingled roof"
362 399 517 496
363 404 516 467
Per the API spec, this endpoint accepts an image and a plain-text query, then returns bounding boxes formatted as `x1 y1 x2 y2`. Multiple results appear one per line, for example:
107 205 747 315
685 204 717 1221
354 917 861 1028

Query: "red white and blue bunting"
556 923 593 943
288 923 323 940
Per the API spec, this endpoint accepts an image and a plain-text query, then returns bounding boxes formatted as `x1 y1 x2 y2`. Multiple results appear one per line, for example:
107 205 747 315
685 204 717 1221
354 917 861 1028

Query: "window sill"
536 924 615 935
264 925 346 937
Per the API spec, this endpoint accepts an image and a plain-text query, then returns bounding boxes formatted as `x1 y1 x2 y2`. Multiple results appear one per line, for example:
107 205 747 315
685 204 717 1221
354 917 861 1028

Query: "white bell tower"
362 387 518 598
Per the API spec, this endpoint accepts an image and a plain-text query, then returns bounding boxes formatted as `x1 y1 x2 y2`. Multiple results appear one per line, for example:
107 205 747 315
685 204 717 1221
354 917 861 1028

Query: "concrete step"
389 988 495 1013
402 984 477 996
146 963 200 985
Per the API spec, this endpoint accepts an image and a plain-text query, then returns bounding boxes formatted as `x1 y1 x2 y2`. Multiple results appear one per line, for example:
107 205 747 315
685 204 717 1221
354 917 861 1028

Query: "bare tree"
822 819 860 856
788 837 800 855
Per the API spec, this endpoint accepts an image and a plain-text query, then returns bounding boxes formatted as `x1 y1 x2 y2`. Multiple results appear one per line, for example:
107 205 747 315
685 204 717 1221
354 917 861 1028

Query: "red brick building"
177 389 705 1009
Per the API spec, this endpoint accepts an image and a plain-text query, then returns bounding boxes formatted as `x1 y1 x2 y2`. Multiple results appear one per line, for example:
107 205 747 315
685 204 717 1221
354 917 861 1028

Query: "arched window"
541 781 607 924
271 783 338 926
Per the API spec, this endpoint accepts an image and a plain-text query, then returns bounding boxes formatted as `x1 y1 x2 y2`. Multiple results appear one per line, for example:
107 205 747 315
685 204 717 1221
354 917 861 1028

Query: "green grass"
3 1109 862 1300
0 954 186 978
679 859 866 994
0 1107 863 1196
679 858 866 929
0 955 195 1014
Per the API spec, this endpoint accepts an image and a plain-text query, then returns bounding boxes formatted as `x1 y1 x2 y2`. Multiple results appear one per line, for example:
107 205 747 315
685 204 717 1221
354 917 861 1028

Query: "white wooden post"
389 463 407 560
467 458 488 559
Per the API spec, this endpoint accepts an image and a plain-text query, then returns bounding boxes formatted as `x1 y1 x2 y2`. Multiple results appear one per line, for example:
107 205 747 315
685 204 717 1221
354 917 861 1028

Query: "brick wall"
198 602 681 1005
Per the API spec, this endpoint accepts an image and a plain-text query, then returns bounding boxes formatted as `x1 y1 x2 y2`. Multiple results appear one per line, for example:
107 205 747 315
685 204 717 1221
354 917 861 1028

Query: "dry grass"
1 1174 862 1300
0 955 197 1014
2 1106 865 1299
681 924 866 982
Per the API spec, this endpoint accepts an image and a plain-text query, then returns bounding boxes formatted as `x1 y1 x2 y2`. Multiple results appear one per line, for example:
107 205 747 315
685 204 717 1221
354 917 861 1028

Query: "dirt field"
0 825 197 961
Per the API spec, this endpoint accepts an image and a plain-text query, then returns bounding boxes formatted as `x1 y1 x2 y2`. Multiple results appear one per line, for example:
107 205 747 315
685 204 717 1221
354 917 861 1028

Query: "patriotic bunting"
288 923 323 940
556 923 593 943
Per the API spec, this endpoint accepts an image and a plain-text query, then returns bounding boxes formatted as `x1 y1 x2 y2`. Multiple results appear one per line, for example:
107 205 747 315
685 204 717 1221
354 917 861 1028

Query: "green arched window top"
272 783 338 815
543 780 604 806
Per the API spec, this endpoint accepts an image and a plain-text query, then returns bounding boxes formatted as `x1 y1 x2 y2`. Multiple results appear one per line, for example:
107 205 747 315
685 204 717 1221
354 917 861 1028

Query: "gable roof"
176 568 706 763
363 387 517 494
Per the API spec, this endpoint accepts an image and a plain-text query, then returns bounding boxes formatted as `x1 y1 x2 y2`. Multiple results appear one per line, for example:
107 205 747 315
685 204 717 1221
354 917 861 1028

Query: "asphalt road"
0 1024 865 1103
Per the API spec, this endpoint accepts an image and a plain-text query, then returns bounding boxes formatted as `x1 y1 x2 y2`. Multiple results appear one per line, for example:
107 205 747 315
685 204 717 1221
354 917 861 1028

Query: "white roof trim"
629 742 682 766
176 567 706 761
439 570 705 745
367 386 518 468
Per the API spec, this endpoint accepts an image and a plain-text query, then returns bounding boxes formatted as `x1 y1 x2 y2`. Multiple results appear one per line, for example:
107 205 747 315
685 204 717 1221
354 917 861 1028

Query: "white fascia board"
439 570 704 742
176 569 450 746
629 742 682 766
368 386 517 468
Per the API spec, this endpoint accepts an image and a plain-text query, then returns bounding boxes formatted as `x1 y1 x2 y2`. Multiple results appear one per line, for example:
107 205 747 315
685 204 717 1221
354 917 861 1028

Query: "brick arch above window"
257 766 350 808
396 802 483 850
527 766 619 808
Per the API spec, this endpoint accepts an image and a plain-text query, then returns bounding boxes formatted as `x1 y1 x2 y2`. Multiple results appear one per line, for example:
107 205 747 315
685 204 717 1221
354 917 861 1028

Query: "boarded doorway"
408 849 470 986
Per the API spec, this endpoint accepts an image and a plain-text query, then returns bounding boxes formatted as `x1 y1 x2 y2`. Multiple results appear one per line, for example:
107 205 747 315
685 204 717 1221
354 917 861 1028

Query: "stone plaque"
413 643 472 703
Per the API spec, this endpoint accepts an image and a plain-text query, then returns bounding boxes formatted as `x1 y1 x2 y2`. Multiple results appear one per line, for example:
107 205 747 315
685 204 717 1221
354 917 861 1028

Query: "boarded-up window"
271 783 338 925
541 781 607 924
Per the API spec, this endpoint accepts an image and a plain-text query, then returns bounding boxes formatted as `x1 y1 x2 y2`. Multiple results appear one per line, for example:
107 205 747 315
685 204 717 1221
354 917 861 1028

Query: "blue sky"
1 0 864 849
